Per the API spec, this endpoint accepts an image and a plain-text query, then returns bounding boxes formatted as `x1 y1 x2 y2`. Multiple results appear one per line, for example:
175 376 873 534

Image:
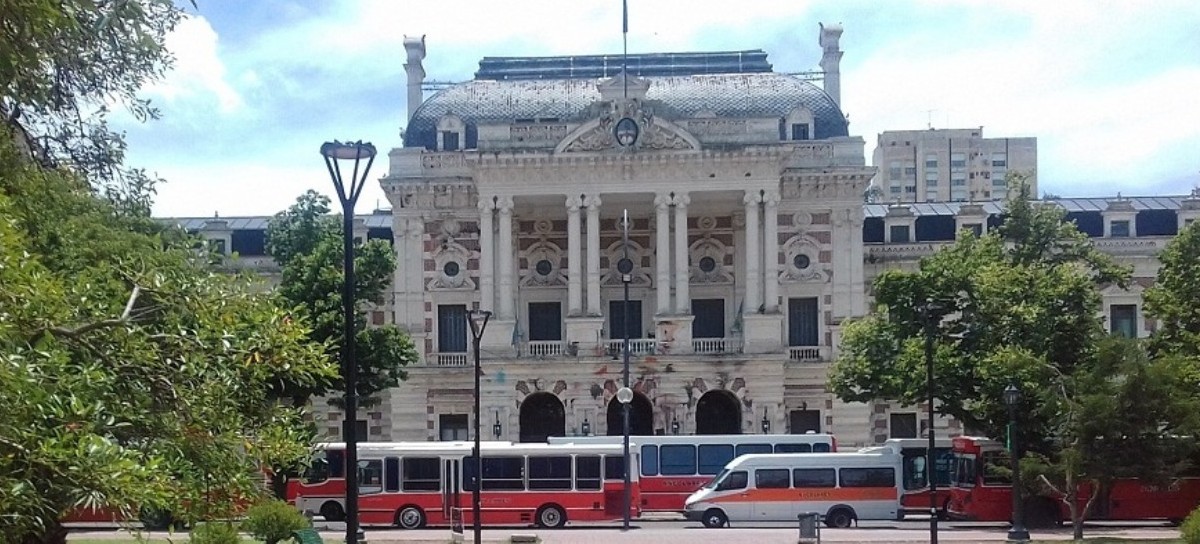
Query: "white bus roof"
314 441 631 456
723 452 902 470
549 434 835 447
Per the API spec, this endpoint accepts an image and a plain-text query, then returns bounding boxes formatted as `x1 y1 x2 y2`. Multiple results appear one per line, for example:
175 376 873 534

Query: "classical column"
654 193 672 315
496 196 515 320
584 195 603 316
762 190 781 313
477 197 495 313
566 195 583 317
673 193 691 314
744 190 762 312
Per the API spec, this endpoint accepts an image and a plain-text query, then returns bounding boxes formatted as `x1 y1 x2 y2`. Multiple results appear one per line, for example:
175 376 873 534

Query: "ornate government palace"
173 25 1199 448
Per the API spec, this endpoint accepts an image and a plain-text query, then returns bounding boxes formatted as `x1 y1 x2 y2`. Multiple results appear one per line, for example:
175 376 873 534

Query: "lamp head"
468 309 493 338
671 418 680 435
320 140 377 161
616 387 633 404
1003 382 1021 407
581 418 591 436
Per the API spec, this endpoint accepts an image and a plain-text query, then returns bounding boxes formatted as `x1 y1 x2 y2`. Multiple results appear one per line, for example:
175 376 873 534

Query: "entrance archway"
695 390 742 434
519 392 565 442
606 392 654 436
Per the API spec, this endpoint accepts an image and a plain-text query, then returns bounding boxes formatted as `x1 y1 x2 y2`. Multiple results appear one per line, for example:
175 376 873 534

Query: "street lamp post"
617 209 634 532
493 410 502 440
320 140 376 544
922 300 940 544
1005 382 1031 542
467 309 492 544
761 408 771 434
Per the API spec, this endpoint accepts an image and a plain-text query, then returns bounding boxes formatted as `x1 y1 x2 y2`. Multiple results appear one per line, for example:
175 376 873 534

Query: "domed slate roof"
403 51 848 150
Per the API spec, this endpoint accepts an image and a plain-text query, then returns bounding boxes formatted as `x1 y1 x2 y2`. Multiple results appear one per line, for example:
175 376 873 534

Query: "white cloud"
145 15 243 113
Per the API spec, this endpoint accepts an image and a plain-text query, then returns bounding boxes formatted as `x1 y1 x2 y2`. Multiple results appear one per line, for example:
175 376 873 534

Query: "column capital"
584 194 602 209
672 193 691 207
654 193 673 210
496 195 515 212
763 190 781 206
743 190 763 205
566 195 583 211
477 196 495 212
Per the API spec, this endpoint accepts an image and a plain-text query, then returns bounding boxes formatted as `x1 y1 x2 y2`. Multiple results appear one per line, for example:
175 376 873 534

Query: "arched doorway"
519 392 565 442
606 392 654 436
695 390 742 434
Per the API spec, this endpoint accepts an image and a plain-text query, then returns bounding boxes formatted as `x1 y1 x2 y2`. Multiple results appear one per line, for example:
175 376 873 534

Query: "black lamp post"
922 300 941 544
467 309 492 544
1005 382 1030 542
581 417 591 436
493 410 502 440
617 209 634 532
320 140 376 544
671 416 680 435
761 408 771 434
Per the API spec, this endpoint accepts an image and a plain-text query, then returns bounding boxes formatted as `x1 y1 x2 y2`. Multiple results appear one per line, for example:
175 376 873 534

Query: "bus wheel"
320 501 345 522
536 504 567 528
396 505 426 529
824 507 854 528
702 509 728 528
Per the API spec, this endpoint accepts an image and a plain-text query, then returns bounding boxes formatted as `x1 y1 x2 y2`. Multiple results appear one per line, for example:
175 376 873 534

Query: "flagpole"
622 0 628 98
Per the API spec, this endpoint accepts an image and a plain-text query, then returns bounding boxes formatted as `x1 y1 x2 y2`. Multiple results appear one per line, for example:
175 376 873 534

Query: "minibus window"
703 469 728 489
793 468 836 488
755 469 790 489
716 470 747 491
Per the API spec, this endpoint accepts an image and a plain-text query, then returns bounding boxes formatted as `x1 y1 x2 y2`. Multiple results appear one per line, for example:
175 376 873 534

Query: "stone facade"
872 128 1038 203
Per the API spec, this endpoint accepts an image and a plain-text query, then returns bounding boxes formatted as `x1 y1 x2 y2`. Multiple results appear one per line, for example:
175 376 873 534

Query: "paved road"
69 518 1183 543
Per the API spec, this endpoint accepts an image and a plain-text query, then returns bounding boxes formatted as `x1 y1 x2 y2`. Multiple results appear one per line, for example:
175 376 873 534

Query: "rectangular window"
1111 220 1131 237
840 467 896 488
1110 304 1138 338
925 154 938 168
481 456 525 491
890 186 902 195
776 443 812 453
358 459 384 494
926 190 939 201
889 225 911 243
208 238 226 255
609 300 643 339
327 449 345 479
889 161 902 180
640 445 659 476
437 305 468 352
439 414 468 441
736 444 772 458
787 297 819 347
794 468 837 488
951 174 967 186
964 224 983 237
528 456 572 490
991 153 1007 167
992 173 1007 187
402 457 441 492
904 185 917 194
756 468 791 489
528 301 562 341
789 409 822 434
605 455 626 480
441 131 459 151
384 457 400 492
576 455 602 490
691 299 725 339
698 444 734 475
904 164 917 176
890 412 918 439
925 171 939 184
951 153 966 168
659 445 697 475
791 123 810 141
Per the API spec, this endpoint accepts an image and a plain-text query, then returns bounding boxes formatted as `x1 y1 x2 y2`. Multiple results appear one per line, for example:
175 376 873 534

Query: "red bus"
550 433 836 513
861 438 954 516
289 441 639 529
947 436 1200 525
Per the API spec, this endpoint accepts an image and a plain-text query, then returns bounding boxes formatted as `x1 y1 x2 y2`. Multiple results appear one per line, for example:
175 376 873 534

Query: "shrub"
1183 505 1200 544
188 521 243 544
241 500 310 544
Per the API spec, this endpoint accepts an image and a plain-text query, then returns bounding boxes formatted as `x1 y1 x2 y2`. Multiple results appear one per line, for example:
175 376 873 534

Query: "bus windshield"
952 455 976 487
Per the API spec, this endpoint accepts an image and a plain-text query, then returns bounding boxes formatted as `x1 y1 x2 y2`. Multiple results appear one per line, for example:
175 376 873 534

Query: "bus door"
443 459 461 526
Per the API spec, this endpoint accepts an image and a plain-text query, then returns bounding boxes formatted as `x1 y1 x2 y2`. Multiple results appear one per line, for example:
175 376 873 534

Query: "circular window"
616 257 634 275
793 254 811 270
443 261 460 277
698 256 717 273
535 259 553 276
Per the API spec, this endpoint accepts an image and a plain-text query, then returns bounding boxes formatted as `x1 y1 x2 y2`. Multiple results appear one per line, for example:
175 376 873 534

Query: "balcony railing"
526 341 564 357
789 346 825 362
432 352 468 367
693 338 734 354
605 339 658 356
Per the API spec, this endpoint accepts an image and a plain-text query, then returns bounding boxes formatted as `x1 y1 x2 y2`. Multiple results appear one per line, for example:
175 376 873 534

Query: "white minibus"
683 452 902 528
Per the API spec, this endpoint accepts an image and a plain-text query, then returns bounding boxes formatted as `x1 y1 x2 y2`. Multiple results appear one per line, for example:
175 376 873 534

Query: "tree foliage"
1144 220 1200 359
265 190 417 408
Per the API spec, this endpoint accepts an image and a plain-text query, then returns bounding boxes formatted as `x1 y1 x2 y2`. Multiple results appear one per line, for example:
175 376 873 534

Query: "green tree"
265 190 417 408
0 135 336 543
1144 219 1200 358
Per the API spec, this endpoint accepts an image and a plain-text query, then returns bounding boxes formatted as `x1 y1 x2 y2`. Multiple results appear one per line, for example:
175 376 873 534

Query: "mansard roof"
863 195 1191 218
403 51 848 150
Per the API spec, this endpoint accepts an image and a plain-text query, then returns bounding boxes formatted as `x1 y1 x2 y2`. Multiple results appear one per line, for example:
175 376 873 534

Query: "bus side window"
813 443 832 453
528 456 572 490
903 454 927 490
698 444 734 475
736 443 771 457
402 457 441 491
775 443 812 453
793 468 836 488
981 451 1012 486
659 445 697 475
327 449 345 478
304 456 330 484
641 445 659 476
384 457 400 493
755 469 790 489
605 455 626 481
483 456 526 491
576 455 602 490
358 460 383 494
716 470 748 491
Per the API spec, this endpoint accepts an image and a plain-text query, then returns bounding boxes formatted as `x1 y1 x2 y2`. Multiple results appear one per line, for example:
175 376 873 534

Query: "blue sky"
114 0 1200 217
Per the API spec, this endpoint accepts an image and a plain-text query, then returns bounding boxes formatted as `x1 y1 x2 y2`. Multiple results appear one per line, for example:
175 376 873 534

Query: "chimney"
818 23 844 108
403 35 427 122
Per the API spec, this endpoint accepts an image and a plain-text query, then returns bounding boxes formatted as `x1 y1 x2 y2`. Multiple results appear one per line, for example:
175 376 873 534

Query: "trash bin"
797 512 821 544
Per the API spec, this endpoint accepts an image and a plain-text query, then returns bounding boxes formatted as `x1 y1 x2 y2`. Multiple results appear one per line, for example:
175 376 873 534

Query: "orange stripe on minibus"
708 487 897 503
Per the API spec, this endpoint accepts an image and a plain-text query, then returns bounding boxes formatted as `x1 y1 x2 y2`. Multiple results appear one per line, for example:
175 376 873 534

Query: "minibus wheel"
320 501 345 522
395 505 426 529
702 509 728 528
536 504 566 528
824 507 854 528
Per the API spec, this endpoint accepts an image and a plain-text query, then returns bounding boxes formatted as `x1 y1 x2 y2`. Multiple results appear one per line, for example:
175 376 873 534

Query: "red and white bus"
288 441 639 529
946 436 1200 526
861 438 954 516
550 433 837 513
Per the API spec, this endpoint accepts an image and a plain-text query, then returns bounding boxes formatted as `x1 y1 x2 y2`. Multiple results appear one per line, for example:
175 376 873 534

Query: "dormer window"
1111 220 1130 238
783 107 815 141
436 114 465 152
